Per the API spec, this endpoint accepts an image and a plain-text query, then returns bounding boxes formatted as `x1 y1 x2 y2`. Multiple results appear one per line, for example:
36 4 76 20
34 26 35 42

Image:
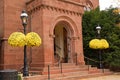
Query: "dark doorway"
63 28 68 63
54 25 68 63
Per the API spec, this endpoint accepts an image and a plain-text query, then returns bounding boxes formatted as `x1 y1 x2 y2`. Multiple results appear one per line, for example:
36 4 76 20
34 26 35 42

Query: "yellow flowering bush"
89 39 109 49
113 9 120 14
8 32 42 47
8 32 26 47
26 32 41 46
89 39 100 49
100 39 109 49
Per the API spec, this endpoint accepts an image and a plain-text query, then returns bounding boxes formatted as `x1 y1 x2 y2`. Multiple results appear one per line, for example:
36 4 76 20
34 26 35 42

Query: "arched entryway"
54 22 72 64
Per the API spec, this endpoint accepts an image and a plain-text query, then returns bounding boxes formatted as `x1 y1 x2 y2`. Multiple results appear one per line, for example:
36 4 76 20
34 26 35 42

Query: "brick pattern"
0 0 4 38
0 0 27 69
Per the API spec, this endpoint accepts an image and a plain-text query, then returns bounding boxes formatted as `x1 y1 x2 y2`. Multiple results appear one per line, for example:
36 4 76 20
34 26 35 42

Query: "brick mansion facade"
0 0 99 70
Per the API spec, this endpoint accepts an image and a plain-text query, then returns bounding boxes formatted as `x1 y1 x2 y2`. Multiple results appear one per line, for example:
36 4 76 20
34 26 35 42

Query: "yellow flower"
100 39 109 49
8 32 26 47
89 39 109 49
26 32 42 46
89 39 99 49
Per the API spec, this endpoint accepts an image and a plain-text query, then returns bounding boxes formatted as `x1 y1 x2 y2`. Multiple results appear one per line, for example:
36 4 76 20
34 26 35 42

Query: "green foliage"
82 7 120 71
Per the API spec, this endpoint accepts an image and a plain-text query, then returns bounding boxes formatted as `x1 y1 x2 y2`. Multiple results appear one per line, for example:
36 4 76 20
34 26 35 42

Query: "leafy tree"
82 7 120 71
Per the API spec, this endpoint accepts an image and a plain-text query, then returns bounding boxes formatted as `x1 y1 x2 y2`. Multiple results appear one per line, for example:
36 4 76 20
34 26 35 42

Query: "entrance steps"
29 63 113 80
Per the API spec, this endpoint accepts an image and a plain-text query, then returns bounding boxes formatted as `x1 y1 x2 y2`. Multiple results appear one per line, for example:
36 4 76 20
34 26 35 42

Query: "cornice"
58 0 86 7
27 2 83 16
27 4 82 16
26 0 35 5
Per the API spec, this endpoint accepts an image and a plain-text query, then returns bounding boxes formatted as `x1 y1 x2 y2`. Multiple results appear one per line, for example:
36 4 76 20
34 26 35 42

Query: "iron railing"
84 56 104 73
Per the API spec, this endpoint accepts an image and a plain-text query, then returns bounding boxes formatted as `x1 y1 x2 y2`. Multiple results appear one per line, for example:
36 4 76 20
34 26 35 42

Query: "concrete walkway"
79 73 120 80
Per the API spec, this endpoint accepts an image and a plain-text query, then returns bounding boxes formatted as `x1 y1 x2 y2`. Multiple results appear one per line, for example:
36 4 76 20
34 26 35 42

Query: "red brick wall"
73 0 80 2
28 10 44 66
0 0 99 69
0 0 4 38
2 0 27 69
0 0 4 69
26 0 85 66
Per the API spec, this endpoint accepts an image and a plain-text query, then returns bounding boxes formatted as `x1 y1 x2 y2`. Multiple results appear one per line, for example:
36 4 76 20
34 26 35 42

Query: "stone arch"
49 16 81 63
49 16 80 39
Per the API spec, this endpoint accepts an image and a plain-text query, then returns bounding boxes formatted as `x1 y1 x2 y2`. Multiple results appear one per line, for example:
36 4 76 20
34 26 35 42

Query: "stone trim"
27 1 83 16
27 4 82 16
26 0 35 4
58 0 85 7
72 36 80 40
49 15 80 40
0 38 8 41
44 5 82 16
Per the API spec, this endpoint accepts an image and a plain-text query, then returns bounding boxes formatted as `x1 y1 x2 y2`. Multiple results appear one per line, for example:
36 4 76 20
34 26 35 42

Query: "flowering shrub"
8 32 42 47
8 32 26 47
100 39 109 49
26 32 41 46
89 39 109 49
113 8 120 14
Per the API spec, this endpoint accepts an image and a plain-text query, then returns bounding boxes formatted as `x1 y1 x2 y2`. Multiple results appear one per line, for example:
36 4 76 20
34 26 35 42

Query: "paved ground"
79 73 120 80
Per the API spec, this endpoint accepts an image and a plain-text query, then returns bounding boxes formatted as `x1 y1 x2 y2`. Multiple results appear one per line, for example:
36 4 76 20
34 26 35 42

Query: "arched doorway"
54 22 72 64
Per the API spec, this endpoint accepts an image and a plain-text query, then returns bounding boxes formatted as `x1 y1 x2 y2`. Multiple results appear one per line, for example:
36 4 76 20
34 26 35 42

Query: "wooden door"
63 28 68 63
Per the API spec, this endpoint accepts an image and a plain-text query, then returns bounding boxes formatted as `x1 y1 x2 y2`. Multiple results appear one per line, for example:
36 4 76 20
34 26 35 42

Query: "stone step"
88 67 101 73
30 67 100 76
28 63 113 80
46 71 88 79
30 64 90 75
51 71 113 80
29 63 112 77
30 63 77 67
27 70 113 80
52 72 113 80
28 71 88 80
30 67 88 75
29 68 112 76
30 63 89 71
33 66 88 71
59 63 77 66
42 67 88 74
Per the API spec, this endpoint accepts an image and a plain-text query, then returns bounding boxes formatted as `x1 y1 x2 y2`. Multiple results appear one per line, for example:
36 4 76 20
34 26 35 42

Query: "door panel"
63 28 68 63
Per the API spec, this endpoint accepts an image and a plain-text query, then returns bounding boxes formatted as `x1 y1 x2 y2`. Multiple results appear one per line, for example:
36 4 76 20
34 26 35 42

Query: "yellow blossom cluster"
113 9 120 14
26 32 42 46
89 39 109 49
8 32 42 47
8 32 26 47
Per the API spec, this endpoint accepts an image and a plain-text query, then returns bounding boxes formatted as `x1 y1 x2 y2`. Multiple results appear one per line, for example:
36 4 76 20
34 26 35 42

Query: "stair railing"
55 44 63 74
60 63 62 74
55 44 62 66
75 53 78 65
84 56 104 73
48 65 50 80
73 53 78 65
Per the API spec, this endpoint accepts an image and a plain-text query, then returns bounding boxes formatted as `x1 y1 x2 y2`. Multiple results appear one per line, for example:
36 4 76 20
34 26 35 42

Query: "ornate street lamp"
96 25 102 69
20 10 29 76
96 25 101 39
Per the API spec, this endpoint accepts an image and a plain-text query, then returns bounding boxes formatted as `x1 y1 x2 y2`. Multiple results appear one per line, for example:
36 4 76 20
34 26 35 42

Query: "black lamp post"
96 25 102 69
96 25 101 39
20 10 29 76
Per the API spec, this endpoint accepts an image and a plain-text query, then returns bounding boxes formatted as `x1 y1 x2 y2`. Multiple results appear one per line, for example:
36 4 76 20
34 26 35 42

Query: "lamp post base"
23 67 29 76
